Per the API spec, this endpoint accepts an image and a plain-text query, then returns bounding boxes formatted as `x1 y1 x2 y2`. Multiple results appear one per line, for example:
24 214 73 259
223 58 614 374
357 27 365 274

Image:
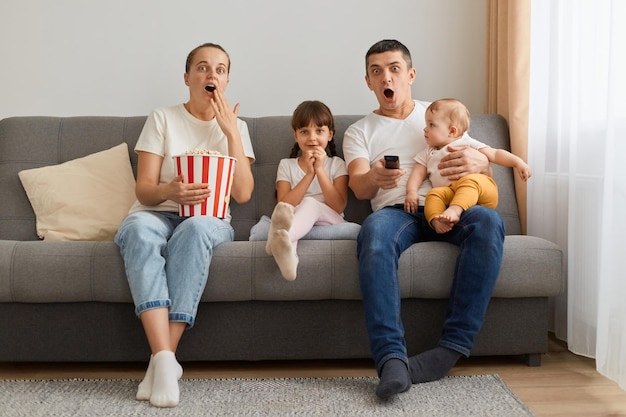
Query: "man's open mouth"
384 89 394 99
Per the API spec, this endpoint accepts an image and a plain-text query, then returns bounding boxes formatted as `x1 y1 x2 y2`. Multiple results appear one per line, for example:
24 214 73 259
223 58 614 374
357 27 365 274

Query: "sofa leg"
524 353 542 367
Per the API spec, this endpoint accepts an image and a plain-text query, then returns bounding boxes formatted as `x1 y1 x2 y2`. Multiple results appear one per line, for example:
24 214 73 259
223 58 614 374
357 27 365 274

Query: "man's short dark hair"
365 39 412 74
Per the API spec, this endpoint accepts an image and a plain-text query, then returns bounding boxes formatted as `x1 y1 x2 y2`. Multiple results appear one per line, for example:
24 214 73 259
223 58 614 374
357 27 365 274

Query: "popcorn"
184 149 223 155
173 153 236 218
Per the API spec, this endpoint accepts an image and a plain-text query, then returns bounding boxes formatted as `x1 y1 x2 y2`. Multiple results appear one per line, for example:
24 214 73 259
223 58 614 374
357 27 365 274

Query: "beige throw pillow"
18 143 137 241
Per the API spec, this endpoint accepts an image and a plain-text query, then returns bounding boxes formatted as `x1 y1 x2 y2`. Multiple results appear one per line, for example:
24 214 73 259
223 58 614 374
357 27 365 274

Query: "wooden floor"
1 335 625 417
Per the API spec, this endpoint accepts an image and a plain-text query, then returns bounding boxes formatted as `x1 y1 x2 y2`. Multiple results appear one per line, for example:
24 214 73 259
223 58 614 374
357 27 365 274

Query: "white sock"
136 355 154 401
150 350 183 408
266 203 294 256
271 229 298 281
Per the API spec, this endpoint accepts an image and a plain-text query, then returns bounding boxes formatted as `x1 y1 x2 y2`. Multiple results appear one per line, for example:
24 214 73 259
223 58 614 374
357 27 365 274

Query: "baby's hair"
288 100 337 158
426 98 470 135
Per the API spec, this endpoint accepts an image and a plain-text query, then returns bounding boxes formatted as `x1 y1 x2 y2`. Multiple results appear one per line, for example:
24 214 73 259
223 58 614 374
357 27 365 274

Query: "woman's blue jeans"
357 205 504 375
114 210 234 328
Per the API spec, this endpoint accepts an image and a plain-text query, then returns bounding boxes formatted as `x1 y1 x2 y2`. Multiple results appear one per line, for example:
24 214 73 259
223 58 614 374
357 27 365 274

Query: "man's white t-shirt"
343 100 431 211
129 103 255 216
276 156 348 214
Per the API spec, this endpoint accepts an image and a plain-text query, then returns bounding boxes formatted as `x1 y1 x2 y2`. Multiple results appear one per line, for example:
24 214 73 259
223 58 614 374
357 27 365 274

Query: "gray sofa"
0 114 563 366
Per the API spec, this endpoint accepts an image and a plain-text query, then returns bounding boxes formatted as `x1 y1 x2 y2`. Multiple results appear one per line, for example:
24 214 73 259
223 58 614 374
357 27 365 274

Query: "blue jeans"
114 211 234 328
357 204 504 375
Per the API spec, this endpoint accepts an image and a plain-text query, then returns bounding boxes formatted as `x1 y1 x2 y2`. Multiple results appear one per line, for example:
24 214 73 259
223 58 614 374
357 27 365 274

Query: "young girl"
266 100 348 281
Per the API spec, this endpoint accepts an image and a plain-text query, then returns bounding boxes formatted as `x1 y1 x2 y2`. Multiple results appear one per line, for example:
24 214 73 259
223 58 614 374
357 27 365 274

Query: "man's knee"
464 206 504 235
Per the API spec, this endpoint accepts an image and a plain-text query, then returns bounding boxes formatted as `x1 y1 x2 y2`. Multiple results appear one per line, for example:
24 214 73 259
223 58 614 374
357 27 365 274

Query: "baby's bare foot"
431 216 455 234
441 207 461 224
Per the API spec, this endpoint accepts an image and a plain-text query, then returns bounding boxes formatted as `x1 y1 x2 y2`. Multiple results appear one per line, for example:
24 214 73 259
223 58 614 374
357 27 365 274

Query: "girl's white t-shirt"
276 156 347 211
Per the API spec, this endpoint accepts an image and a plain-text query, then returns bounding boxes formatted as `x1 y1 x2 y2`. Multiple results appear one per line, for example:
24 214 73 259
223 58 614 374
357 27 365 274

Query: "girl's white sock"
266 203 294 255
270 229 298 280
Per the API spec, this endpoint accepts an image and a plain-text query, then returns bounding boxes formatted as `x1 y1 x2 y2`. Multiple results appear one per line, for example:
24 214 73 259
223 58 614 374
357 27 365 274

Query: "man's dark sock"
376 358 411 399
408 347 463 384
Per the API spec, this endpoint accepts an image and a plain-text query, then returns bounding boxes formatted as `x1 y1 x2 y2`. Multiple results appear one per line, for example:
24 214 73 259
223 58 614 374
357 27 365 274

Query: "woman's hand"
210 86 239 138
165 175 211 205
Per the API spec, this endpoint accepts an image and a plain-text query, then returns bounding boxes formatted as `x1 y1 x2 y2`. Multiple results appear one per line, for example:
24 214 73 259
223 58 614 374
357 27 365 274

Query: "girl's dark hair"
288 100 337 158
185 43 230 74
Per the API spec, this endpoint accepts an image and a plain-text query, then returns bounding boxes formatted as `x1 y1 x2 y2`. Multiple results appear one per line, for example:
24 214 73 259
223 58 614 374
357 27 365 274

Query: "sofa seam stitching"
57 119 64 163
250 242 256 300
122 118 129 151
90 243 98 301
330 241 336 299
9 243 18 302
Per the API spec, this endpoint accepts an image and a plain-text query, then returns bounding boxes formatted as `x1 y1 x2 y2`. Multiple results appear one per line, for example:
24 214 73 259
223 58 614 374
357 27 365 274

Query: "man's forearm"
349 170 379 200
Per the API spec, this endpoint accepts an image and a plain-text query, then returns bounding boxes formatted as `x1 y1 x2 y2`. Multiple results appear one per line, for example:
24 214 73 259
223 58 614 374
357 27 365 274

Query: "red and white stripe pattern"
174 154 236 218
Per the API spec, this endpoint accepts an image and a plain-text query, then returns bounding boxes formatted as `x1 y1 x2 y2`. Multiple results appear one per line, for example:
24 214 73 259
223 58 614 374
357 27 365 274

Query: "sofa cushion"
17 143 136 241
0 236 563 304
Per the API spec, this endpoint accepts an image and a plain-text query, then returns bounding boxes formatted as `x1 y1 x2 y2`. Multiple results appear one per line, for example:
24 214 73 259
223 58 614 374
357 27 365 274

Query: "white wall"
0 0 486 119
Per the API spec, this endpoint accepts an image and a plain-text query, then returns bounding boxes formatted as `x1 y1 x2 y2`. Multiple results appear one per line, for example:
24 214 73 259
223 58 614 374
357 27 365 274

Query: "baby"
405 98 532 233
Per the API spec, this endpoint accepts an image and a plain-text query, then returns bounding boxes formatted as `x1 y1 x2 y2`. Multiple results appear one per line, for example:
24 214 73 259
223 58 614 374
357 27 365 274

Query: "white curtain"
528 0 626 389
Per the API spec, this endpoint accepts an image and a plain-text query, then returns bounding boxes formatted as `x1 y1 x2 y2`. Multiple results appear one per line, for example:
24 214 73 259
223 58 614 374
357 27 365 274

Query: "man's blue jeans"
356 205 505 375
114 211 234 328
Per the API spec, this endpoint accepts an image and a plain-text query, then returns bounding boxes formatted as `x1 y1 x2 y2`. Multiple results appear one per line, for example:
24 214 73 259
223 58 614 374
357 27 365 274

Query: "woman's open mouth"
205 85 216 92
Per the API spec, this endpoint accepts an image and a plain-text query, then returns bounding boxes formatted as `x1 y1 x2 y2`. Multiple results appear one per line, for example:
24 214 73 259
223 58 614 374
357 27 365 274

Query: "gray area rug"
0 375 536 416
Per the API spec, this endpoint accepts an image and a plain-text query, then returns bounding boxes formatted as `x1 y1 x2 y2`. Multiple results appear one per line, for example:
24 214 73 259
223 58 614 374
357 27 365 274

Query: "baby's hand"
404 191 419 213
516 164 533 182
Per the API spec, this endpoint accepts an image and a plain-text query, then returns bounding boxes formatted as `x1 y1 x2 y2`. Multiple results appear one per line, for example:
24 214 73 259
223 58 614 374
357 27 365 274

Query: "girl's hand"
311 146 327 173
302 149 317 175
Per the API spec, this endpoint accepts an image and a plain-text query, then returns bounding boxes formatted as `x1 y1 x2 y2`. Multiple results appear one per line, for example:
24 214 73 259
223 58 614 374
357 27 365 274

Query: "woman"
114 43 255 408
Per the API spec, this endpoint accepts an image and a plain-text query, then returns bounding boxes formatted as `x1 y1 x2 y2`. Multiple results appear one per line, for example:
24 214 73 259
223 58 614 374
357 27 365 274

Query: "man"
342 39 505 399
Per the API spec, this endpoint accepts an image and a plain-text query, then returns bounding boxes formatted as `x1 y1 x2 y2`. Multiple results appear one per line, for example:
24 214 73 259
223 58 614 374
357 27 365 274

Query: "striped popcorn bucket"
173 154 236 218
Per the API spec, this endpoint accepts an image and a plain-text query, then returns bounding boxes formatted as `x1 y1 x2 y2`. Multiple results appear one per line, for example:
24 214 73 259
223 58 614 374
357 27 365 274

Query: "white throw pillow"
18 143 136 241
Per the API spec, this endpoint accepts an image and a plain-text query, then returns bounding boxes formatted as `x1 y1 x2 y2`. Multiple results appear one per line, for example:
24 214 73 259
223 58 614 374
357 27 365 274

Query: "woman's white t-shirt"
129 103 255 216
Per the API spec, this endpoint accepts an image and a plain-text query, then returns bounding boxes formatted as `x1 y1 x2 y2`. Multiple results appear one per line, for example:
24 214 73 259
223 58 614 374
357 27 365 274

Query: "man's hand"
370 158 406 190
438 145 490 181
